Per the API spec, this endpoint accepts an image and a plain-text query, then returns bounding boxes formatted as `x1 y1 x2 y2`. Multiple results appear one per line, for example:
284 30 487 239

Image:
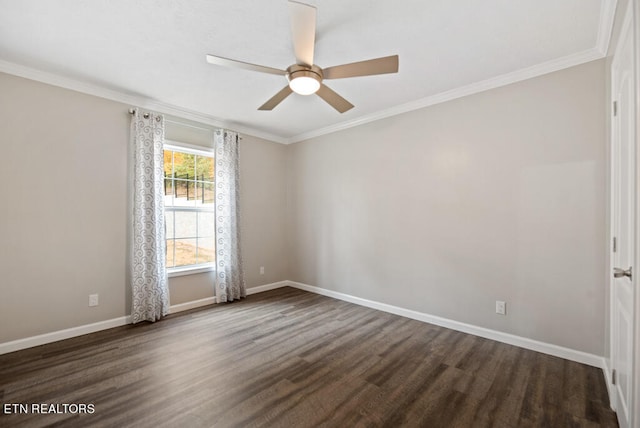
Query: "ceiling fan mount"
206 0 399 113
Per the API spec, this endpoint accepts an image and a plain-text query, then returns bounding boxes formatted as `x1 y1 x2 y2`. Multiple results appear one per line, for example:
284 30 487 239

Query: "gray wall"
239 135 289 289
287 60 607 355
0 59 608 356
0 73 130 342
0 72 289 342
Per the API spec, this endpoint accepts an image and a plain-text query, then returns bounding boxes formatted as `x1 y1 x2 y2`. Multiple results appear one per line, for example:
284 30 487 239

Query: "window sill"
167 264 216 278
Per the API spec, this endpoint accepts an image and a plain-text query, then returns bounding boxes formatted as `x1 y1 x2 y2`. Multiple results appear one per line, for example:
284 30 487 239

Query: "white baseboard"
167 281 289 314
0 316 132 356
247 281 290 295
169 297 217 314
0 280 607 373
0 281 291 355
602 357 617 410
286 281 605 369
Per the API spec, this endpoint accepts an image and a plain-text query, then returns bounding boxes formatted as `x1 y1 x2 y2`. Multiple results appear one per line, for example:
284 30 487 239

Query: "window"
163 143 215 274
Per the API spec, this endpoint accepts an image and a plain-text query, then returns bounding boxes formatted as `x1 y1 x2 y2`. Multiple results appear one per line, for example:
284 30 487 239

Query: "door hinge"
613 237 617 253
613 101 618 116
612 369 616 385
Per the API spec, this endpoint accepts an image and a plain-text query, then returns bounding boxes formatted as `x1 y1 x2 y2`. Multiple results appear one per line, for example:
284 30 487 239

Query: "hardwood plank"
0 287 618 427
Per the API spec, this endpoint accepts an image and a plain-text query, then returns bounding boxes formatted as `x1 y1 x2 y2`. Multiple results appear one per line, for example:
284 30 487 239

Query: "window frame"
163 140 216 277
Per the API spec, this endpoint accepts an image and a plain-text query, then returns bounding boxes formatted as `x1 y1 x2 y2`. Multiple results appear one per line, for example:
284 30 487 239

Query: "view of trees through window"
163 148 215 269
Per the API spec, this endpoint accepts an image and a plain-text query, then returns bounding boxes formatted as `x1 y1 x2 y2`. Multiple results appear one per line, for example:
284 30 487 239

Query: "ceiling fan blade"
323 55 399 79
288 1 316 66
206 54 286 76
316 84 354 113
258 86 294 110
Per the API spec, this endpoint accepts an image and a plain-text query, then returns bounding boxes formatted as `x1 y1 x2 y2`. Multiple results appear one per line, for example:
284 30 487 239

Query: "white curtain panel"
214 130 246 302
129 110 170 323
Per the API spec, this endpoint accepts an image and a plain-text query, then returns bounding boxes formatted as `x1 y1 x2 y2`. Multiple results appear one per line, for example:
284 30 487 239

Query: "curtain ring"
128 108 161 122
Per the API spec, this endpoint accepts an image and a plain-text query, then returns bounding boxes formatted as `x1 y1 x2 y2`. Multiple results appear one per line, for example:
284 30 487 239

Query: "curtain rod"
128 108 242 140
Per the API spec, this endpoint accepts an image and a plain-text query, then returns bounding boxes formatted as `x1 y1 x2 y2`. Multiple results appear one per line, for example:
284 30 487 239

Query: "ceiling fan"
205 0 399 113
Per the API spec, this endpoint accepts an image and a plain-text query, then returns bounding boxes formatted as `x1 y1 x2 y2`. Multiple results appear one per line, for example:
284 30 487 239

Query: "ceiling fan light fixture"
287 65 323 95
289 75 320 95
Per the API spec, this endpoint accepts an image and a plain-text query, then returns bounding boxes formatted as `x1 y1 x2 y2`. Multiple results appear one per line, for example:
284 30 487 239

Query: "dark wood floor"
0 287 617 427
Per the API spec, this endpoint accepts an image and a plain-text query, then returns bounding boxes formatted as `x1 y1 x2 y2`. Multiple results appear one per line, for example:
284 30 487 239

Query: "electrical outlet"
89 294 99 307
260 266 265 275
495 300 506 315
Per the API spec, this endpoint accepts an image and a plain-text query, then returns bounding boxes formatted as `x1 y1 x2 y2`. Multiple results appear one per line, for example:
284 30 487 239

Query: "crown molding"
286 48 605 143
0 46 606 146
0 59 288 144
0 0 617 146
287 0 617 143
596 0 618 55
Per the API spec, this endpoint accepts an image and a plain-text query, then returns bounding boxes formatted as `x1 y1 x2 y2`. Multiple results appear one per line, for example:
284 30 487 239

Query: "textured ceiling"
0 0 614 142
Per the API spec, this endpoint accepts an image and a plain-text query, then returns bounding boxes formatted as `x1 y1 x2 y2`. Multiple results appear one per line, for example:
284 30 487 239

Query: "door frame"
633 0 640 424
609 1 639 427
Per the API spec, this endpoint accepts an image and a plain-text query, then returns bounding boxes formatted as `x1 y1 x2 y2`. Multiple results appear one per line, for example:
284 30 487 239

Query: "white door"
610 3 637 428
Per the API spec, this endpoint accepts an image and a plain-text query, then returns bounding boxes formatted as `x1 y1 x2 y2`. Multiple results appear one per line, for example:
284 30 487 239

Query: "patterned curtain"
214 129 246 302
129 109 170 322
